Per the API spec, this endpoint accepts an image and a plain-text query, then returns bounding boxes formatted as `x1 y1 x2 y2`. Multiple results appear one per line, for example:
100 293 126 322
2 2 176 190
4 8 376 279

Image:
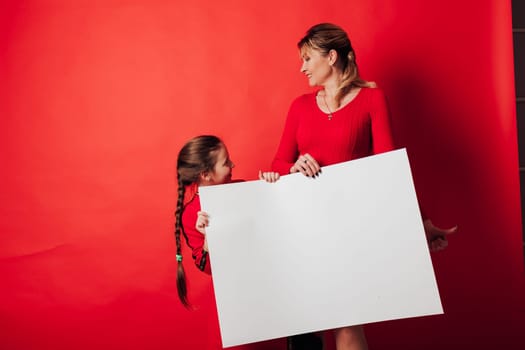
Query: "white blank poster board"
199 149 442 347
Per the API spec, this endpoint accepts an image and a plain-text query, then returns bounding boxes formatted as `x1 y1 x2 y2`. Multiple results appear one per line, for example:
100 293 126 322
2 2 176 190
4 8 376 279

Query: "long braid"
175 175 189 307
173 135 223 308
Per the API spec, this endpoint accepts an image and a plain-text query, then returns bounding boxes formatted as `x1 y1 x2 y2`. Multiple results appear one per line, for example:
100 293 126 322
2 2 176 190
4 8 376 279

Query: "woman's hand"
259 171 280 183
290 153 321 177
424 219 457 252
196 211 209 234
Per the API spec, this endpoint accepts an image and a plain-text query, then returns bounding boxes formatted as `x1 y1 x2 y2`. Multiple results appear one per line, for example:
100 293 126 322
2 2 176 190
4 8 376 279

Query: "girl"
174 134 279 307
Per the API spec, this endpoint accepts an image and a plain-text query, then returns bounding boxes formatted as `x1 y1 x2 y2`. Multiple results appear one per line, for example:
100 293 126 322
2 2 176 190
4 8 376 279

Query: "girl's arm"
182 199 211 274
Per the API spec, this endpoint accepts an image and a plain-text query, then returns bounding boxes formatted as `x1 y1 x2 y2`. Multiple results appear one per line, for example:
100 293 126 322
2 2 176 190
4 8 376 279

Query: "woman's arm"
271 98 302 174
369 89 458 251
424 219 458 252
369 88 395 154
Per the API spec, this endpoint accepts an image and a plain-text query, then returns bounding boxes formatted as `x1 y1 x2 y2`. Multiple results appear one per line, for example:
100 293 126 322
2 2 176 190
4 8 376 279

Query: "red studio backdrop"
1 0 524 349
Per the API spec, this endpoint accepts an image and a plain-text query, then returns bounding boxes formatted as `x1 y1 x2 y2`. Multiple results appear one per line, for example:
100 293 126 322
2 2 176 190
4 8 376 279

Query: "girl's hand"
259 171 280 183
203 236 209 252
196 211 209 234
290 153 321 177
424 219 457 252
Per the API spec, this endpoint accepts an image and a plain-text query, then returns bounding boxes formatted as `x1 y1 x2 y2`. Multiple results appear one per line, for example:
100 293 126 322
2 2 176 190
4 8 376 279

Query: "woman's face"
207 145 234 185
300 47 332 87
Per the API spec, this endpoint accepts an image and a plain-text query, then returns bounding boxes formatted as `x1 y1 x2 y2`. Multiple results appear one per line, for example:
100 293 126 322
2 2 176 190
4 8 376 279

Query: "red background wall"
1 0 524 349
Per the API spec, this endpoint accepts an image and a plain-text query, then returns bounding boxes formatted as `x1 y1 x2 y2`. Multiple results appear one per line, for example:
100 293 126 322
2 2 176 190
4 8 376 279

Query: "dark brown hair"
298 23 373 107
174 135 223 307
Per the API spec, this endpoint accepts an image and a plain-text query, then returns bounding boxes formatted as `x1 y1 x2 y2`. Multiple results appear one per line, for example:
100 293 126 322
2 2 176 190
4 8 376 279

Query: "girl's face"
300 47 332 87
207 146 234 185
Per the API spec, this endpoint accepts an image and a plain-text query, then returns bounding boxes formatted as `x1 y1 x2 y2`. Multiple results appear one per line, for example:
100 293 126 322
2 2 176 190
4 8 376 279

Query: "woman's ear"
328 49 338 65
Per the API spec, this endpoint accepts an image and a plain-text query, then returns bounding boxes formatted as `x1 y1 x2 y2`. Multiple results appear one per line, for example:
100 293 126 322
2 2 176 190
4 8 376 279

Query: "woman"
272 23 456 350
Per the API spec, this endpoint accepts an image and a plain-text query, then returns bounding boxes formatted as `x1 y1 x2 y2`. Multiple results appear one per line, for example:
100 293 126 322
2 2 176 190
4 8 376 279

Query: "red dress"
181 183 211 274
272 87 395 174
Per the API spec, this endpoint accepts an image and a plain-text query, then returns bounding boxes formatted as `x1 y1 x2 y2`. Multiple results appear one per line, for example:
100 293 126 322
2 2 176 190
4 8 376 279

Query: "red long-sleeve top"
181 183 211 274
272 87 395 174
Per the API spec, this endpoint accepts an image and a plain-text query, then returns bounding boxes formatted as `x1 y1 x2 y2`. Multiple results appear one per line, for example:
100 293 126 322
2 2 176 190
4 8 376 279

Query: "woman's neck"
322 74 343 99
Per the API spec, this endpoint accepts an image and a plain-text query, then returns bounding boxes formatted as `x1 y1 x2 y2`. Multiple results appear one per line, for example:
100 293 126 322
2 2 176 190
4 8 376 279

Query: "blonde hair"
298 23 374 107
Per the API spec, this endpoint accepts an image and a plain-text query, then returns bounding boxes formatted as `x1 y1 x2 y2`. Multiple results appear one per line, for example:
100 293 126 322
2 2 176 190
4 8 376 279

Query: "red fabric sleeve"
369 88 428 220
182 195 211 275
271 97 302 174
369 88 395 154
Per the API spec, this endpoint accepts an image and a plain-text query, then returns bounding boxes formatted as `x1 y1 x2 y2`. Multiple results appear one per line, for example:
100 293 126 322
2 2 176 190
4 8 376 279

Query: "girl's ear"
199 171 211 183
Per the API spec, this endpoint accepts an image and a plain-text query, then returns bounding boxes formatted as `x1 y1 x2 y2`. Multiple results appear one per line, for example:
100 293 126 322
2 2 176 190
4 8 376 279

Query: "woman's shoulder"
365 81 378 89
355 84 390 112
359 83 386 100
360 81 382 92
293 91 316 102
289 91 317 109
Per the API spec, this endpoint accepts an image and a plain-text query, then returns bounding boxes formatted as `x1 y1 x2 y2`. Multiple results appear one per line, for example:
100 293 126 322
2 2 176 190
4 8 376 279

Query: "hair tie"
176 254 183 262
